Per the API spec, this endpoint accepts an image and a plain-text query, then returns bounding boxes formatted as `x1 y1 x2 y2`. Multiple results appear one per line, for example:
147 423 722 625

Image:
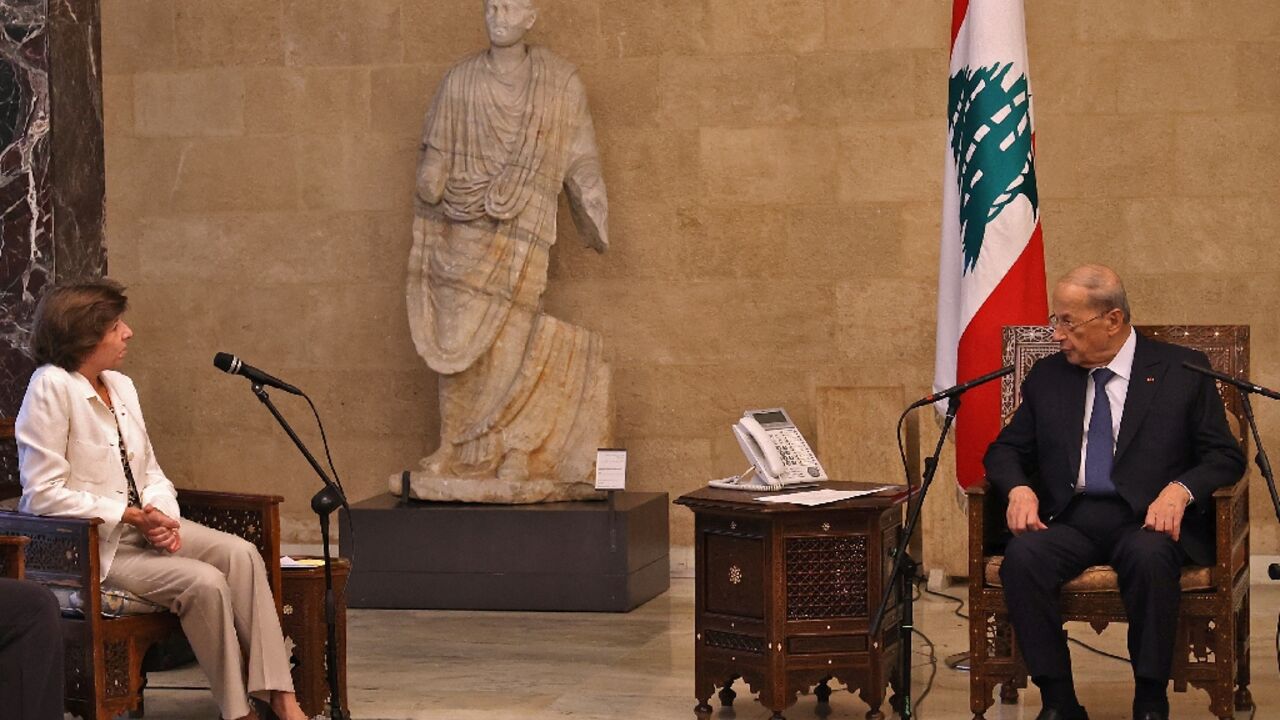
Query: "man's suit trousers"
998 495 1184 682
0 578 64 719
108 521 294 720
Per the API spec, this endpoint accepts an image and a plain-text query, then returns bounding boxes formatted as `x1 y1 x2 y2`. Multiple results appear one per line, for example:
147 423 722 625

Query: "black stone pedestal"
339 491 669 611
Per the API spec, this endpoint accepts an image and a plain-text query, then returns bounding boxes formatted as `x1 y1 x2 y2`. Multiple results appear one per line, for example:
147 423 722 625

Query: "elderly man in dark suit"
985 264 1245 720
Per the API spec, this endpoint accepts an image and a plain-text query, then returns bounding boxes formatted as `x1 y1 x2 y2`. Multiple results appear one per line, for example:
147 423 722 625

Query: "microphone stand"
1236 390 1280 677
1239 392 1280 562
869 394 961 720
250 383 350 720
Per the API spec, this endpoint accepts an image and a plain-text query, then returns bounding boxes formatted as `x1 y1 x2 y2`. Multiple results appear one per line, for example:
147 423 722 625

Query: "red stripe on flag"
953 222 1048 488
951 0 971 49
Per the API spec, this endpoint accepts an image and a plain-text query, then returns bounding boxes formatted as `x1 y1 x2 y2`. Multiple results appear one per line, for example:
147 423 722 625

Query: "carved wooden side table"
675 482 912 720
280 557 351 719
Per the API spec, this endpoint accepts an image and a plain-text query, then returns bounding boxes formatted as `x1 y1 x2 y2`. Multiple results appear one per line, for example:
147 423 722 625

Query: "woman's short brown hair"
30 279 129 371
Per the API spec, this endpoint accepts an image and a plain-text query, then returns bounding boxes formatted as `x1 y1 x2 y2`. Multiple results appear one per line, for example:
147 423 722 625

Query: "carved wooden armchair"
0 417 283 720
966 325 1252 720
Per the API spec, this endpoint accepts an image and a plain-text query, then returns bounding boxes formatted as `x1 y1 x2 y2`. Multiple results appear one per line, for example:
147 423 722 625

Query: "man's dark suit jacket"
984 331 1246 566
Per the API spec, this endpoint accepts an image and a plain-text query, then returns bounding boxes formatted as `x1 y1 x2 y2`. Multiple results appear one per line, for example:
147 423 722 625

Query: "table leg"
815 678 832 704
718 677 737 707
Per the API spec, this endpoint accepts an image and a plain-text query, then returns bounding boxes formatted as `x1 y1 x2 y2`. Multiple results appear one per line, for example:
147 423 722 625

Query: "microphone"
213 353 303 396
1181 361 1280 401
911 365 1015 408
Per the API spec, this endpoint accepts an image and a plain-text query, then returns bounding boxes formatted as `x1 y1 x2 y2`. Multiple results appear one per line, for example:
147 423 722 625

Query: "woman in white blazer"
15 280 306 720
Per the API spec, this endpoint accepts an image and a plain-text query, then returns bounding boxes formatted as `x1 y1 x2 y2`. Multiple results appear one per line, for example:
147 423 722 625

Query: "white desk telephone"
709 408 828 491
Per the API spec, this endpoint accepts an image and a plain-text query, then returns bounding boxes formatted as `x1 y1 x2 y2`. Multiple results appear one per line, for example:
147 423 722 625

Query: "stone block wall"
100 1 1280 561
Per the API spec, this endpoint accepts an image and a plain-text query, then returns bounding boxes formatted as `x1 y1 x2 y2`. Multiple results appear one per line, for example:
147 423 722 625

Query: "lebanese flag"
934 0 1048 488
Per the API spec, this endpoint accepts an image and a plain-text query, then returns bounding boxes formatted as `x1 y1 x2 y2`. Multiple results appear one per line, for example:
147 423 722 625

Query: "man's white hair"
1059 264 1131 323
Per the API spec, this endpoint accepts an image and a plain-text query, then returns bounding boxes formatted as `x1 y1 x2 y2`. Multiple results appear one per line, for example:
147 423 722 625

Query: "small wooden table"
675 482 912 720
280 557 350 719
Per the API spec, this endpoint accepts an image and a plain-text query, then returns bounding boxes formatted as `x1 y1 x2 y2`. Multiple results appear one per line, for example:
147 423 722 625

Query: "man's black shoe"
1035 706 1089 720
1134 711 1169 720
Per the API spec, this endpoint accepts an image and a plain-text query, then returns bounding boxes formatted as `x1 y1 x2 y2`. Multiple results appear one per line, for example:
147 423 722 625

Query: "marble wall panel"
0 6 54 410
0 0 106 494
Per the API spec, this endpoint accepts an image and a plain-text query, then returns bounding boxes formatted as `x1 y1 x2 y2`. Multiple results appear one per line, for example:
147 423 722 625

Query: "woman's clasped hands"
124 504 182 553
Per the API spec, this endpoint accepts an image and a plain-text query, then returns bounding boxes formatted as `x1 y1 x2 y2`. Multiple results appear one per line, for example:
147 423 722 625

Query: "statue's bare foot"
497 450 530 483
419 446 455 475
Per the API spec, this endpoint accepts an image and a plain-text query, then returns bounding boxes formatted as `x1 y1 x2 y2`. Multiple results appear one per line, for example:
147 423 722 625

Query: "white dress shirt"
16 364 181 580
1075 328 1136 492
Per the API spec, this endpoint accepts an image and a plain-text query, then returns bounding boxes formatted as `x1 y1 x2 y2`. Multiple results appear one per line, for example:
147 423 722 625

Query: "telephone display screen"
750 410 788 426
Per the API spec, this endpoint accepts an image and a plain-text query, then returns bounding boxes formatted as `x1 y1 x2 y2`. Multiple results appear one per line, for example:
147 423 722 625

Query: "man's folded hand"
1006 486 1048 535
1144 483 1191 541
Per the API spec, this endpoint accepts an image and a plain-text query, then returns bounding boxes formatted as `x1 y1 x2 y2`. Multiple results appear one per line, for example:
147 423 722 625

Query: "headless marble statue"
393 0 613 503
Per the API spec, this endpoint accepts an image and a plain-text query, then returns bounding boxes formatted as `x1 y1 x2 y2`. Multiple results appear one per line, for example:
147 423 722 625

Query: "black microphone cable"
299 388 357 572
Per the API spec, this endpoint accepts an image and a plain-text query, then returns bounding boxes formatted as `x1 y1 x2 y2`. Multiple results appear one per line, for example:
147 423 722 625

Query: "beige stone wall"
101 1 1280 565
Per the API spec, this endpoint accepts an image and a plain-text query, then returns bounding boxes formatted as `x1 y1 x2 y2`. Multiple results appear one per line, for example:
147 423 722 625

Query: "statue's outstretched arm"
563 75 609 253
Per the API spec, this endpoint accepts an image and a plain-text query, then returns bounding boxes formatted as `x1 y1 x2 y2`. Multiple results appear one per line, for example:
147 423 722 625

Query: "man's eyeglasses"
1048 313 1104 331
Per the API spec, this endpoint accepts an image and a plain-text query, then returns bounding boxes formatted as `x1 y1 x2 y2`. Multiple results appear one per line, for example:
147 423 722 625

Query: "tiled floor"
126 579 1277 719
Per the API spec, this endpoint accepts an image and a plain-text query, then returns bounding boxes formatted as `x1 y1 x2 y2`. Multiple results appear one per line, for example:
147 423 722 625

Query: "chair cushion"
984 555 1213 592
49 585 168 618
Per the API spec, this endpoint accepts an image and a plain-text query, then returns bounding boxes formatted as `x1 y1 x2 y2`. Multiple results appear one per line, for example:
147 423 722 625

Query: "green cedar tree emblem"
948 62 1039 273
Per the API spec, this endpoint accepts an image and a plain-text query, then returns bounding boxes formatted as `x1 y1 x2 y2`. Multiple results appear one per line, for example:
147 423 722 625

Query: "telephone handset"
709 408 828 491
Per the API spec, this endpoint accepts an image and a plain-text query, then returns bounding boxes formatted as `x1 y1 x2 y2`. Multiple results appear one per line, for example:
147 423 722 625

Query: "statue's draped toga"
395 45 612 504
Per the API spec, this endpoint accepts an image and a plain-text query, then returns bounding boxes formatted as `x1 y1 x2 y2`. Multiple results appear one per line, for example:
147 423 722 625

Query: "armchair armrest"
0 534 27 578
1212 475 1250 586
968 479 1015 595
178 489 284 614
1211 476 1248 501
0 510 103 617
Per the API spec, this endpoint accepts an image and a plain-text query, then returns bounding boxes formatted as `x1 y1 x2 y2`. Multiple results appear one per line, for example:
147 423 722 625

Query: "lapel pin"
1146 376 1156 383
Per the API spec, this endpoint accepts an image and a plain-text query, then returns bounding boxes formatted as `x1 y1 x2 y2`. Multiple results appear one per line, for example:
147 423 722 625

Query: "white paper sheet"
754 487 891 506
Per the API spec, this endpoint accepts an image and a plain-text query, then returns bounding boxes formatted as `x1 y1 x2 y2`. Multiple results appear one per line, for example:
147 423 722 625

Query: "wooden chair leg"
999 681 1019 704
127 677 146 718
1236 599 1253 711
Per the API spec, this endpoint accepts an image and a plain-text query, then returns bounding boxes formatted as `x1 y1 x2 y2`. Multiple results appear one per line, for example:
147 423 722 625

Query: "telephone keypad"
767 427 823 482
